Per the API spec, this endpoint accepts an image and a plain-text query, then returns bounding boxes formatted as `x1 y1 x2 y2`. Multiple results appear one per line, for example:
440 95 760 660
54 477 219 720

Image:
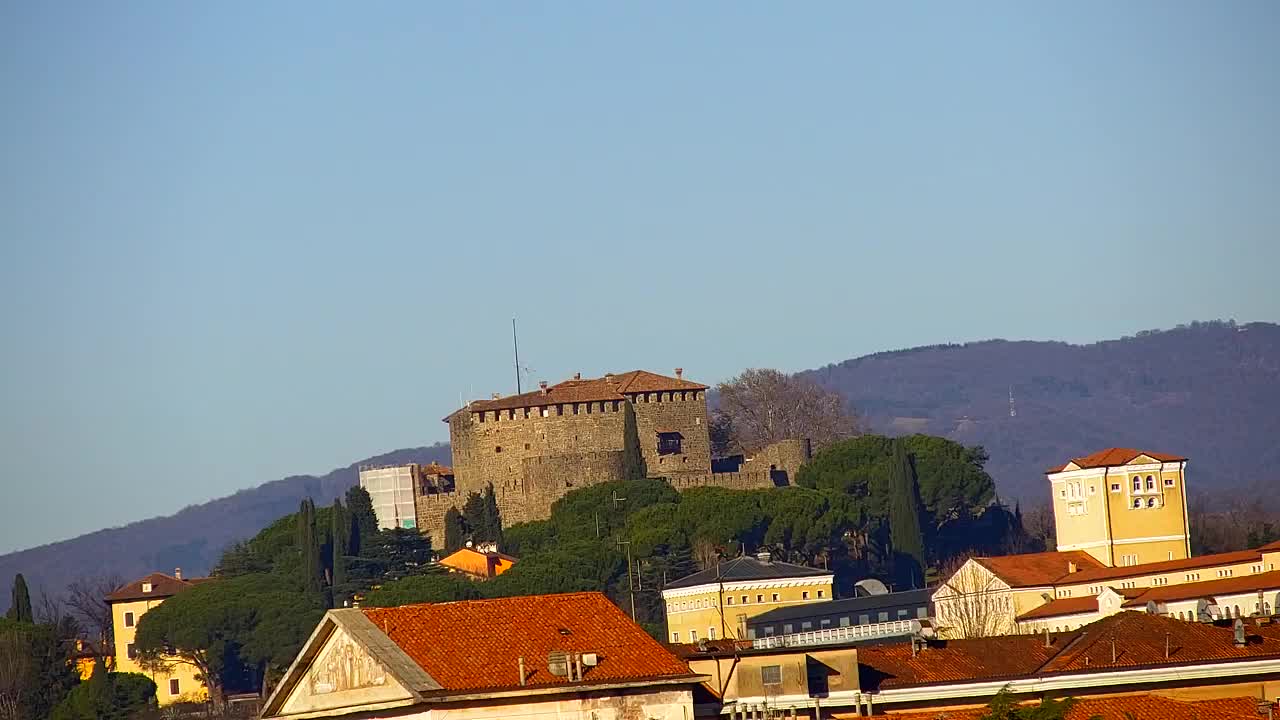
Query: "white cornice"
661 576 833 599
1111 534 1186 546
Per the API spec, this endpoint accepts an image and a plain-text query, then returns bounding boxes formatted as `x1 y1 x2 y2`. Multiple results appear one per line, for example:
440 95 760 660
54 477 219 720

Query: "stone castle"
405 369 811 548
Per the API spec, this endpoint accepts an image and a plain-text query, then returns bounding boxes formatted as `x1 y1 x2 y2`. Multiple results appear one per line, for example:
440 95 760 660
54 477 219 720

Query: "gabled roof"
1047 447 1186 473
453 370 706 416
664 556 832 591
884 696 1265 720
105 572 208 603
1122 569 1280 607
1015 595 1101 622
969 551 1104 589
859 611 1280 691
438 546 517 579
361 592 698 693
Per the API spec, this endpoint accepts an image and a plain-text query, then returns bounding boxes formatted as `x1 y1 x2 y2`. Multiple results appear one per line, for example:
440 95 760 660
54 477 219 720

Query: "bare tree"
66 574 123 653
0 627 32 720
932 556 1015 639
713 368 858 455
1022 502 1057 552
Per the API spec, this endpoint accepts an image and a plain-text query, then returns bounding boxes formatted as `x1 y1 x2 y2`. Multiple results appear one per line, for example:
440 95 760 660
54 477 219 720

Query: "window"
141 582 152 594
741 595 748 604
726 596 734 605
801 621 812 630
124 611 135 628
1133 498 1142 509
783 623 793 633
897 609 909 619
495 446 502 454
1133 478 1142 492
169 679 180 696
1253 564 1265 574
1146 475 1155 490
761 665 782 686
127 643 137 660
917 606 928 619
771 593 779 602
877 611 889 622
657 432 683 456
1060 489 1066 498
709 627 717 640
820 619 831 628
817 590 825 598
1164 477 1175 486
802 591 809 600
859 614 870 625
1186 572 1200 581
840 616 851 627
689 630 698 642
1218 569 1234 578
1147 497 1158 508
1089 485 1096 495
1110 483 1121 492
672 632 679 642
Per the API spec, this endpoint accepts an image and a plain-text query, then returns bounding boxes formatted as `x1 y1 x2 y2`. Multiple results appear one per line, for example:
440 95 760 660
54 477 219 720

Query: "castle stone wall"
628 390 712 478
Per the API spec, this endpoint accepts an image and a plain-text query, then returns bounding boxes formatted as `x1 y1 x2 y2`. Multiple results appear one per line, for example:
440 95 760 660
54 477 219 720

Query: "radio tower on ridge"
1009 385 1016 418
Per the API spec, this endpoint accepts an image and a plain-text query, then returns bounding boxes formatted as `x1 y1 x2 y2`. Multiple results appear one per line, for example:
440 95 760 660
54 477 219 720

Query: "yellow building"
107 570 211 705
1046 447 1190 567
660 552 834 644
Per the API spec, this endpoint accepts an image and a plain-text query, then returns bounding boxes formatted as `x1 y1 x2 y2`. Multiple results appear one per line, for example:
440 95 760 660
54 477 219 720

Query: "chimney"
756 549 772 564
605 372 614 382
1067 561 1077 574
1234 619 1247 647
174 567 182 580
492 392 501 399
574 372 581 380
539 381 548 395
675 367 683 380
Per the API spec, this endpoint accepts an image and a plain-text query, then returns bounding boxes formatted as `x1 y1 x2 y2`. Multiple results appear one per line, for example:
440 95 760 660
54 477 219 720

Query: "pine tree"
478 484 503 546
345 486 379 543
330 498 348 605
888 441 926 589
443 507 466 553
8 573 33 623
296 499 324 594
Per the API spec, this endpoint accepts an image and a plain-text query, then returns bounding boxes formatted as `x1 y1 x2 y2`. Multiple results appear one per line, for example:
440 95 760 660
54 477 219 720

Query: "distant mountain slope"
801 321 1280 505
0 444 450 610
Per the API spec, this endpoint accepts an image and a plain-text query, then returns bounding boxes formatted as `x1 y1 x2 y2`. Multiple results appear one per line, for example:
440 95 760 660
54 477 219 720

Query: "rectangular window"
726 596 734 605
761 665 782 686
124 611 135 628
672 632 679 642
709 627 717 640
897 609 909 619
1110 483 1121 492
802 591 809 600
127 643 137 660
817 590 825 598
839 616 850 627
756 594 764 603
1164 477 1175 486
820 619 831 628
689 630 698 642
763 626 775 636
771 593 779 602
878 611 889 622
859 614 870 625
917 607 928 619
801 621 812 630
783 623 793 633
657 432 683 456
741 595 748 604
169 679 180 696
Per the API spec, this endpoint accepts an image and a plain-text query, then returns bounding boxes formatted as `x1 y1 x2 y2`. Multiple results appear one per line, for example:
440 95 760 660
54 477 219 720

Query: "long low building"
745 588 931 640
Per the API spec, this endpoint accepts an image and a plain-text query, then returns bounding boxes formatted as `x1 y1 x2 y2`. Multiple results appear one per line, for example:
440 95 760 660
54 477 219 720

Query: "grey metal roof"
665 556 832 590
747 588 933 625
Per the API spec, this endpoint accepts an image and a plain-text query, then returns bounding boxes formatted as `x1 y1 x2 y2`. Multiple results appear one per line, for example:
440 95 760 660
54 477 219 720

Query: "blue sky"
2 2 1277 554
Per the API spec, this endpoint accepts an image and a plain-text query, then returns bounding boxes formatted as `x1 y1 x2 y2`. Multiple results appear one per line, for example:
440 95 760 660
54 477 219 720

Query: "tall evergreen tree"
443 507 466 553
888 441 926 589
8 573 33 623
476 484 503 546
296 499 323 594
461 491 486 544
330 499 348 605
345 486 379 543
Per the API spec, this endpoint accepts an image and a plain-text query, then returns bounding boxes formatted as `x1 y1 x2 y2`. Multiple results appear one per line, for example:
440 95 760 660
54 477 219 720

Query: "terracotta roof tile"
1016 596 1100 621
361 592 696 693
438 547 517 579
970 551 1105 588
884 696 1266 720
858 633 1067 690
457 370 706 416
1049 448 1187 473
1064 550 1261 585
105 572 205 603
1122 570 1280 607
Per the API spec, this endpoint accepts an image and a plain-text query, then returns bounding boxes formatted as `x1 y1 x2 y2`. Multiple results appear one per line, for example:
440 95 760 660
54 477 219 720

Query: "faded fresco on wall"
308 631 388 695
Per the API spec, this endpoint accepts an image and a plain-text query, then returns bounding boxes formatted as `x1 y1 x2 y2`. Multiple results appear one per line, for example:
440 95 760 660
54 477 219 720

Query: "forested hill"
801 321 1280 506
0 444 451 612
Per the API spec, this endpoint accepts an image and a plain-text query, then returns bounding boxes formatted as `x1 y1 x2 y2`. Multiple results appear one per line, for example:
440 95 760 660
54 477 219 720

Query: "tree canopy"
713 368 859 454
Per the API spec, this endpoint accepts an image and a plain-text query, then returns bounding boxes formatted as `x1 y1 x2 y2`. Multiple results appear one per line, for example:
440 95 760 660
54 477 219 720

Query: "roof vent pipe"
675 368 683 380
518 656 526 686
539 381 548 395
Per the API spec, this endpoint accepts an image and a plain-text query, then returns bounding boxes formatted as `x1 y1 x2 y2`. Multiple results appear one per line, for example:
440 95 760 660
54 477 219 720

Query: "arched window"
1133 498 1142 509
1133 477 1142 491
1235 605 1242 618
1147 497 1157 508
1146 475 1155 490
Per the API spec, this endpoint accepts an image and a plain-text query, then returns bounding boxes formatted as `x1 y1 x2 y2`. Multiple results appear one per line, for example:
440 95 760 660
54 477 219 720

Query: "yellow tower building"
107 571 211 705
1047 448 1190 568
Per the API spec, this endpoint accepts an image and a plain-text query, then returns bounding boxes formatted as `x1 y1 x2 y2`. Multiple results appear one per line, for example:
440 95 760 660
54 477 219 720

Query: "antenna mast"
512 318 522 394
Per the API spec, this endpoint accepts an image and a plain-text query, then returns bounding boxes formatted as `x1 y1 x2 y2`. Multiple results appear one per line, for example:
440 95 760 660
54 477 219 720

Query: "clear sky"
2 2 1277 555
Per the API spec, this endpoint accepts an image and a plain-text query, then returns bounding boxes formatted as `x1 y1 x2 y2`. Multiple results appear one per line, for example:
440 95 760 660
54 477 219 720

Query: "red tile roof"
105 572 207 603
970 551 1105 588
859 612 1280 690
1063 550 1261 585
1016 596 1100 621
1048 447 1187 473
457 371 706 415
884 696 1266 720
420 462 453 476
361 592 697 693
1122 570 1280 607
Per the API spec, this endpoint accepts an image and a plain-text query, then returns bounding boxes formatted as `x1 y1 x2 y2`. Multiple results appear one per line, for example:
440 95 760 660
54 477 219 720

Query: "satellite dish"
855 579 890 597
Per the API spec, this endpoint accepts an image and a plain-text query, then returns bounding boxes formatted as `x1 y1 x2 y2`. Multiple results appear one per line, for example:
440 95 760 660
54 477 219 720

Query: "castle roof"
663 555 832 591
450 370 707 417
1047 447 1186 474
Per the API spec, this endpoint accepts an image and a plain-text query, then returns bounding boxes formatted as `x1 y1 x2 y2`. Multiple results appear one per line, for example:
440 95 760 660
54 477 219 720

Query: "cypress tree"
888 441 926 589
443 507 466 553
480 484 503 546
296 499 323 594
8 573 33 623
345 486 379 542
330 498 347 604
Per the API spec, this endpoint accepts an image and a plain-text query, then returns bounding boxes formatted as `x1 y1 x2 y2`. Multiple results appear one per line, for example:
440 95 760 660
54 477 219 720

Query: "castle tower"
1046 448 1190 568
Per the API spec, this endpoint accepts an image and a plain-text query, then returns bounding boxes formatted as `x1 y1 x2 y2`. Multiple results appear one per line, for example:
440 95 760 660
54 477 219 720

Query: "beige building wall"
686 648 858 705
1056 556 1267 597
111 598 207 705
662 577 834 643
1049 458 1190 567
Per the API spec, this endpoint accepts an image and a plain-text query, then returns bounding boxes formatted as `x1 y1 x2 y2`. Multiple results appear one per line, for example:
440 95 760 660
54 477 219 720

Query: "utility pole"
618 539 636 620
512 318 522 394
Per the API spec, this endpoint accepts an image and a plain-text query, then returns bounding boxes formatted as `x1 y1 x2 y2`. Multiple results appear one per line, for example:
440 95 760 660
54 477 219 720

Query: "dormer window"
657 432 683 456
142 582 152 593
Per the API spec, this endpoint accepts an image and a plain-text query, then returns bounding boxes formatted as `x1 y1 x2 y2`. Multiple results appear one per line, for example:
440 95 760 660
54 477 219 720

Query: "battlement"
665 470 780 492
